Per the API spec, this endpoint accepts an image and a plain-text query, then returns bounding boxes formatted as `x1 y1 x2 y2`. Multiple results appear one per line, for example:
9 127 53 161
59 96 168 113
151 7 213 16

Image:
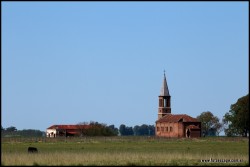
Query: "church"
155 72 201 138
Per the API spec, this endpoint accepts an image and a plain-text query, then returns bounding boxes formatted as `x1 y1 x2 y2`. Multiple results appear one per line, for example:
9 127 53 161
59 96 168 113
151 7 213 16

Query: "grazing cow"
28 147 38 153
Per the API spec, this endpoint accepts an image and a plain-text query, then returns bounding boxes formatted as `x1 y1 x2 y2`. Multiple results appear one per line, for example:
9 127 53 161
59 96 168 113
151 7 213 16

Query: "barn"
46 125 90 137
155 72 201 138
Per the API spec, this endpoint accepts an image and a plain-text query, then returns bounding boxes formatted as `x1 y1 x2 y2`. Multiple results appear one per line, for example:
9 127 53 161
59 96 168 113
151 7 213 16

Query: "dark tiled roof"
186 125 200 129
156 114 200 123
47 125 89 130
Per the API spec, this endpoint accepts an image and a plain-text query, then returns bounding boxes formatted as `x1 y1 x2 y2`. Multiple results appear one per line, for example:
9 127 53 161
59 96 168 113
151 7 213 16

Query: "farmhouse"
46 124 89 137
155 72 201 138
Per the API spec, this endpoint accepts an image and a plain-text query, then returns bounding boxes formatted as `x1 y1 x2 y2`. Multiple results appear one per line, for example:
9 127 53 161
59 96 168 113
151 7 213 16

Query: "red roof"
47 125 90 130
67 131 79 134
186 125 200 129
156 114 200 123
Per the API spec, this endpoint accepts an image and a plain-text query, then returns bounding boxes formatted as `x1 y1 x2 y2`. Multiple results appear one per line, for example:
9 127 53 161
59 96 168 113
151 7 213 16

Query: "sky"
2 2 249 135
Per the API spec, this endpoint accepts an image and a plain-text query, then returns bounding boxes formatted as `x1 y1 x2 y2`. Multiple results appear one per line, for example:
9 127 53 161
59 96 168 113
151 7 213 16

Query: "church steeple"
158 71 171 119
160 71 170 96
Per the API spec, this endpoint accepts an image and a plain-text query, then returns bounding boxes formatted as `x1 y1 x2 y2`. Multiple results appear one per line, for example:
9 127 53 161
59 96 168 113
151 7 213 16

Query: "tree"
223 94 249 137
5 126 17 132
126 127 133 136
2 126 45 137
139 124 149 135
108 125 119 136
16 129 44 137
119 124 133 136
133 125 140 136
77 121 118 136
148 125 155 136
197 111 223 136
119 124 126 136
133 124 155 136
77 122 89 137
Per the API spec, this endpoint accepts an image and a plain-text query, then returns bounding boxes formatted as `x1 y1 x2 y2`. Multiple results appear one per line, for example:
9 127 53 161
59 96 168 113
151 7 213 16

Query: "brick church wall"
156 122 185 137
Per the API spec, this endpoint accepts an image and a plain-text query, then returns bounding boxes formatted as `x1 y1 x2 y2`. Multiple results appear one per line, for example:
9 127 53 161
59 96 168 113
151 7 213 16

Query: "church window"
164 99 167 107
159 99 162 107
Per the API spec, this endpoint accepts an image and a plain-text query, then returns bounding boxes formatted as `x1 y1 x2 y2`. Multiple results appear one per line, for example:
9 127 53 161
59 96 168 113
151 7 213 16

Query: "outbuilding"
46 124 89 137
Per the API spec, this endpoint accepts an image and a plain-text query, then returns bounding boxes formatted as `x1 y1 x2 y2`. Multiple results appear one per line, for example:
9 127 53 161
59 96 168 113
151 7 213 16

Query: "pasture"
1 136 249 166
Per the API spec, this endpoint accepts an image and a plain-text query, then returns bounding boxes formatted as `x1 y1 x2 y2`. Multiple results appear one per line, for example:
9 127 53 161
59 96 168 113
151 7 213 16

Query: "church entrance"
186 129 190 138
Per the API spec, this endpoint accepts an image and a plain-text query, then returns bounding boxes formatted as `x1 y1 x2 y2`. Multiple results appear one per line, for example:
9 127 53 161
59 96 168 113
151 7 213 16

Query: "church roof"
186 125 200 129
156 114 200 123
160 72 170 96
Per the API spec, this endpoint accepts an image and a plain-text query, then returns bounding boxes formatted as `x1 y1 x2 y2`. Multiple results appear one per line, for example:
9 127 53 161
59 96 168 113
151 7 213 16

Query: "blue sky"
2 2 249 134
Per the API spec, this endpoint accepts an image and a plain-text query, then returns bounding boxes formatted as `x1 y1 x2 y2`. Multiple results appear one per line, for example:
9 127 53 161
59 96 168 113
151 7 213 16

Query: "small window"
170 127 173 132
166 127 168 132
157 127 159 131
159 99 162 107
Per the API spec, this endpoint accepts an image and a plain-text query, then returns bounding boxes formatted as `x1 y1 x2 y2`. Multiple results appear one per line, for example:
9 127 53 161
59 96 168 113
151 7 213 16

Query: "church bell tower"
158 71 171 119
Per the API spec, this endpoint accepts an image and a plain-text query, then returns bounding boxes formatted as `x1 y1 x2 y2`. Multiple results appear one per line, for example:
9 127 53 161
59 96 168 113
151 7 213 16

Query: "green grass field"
1 136 249 166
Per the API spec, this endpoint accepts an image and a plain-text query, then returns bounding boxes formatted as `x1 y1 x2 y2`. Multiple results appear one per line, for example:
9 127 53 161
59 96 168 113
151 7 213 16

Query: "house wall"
156 122 201 138
155 122 184 137
183 122 201 138
178 122 184 137
46 129 57 138
190 129 201 138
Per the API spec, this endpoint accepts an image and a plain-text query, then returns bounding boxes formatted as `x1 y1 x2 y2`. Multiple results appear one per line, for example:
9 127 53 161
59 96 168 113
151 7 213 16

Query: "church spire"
160 70 170 96
158 70 171 119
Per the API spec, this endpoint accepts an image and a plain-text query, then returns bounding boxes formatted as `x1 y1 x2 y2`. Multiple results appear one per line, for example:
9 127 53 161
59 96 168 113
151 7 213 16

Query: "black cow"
28 147 38 153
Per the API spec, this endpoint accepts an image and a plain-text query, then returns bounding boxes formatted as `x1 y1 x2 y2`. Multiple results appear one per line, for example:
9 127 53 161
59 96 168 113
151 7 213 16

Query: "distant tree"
119 124 133 136
197 111 223 136
133 124 155 136
141 124 150 135
16 129 44 137
108 125 119 136
2 126 44 137
223 94 249 137
77 121 118 136
5 126 17 132
77 122 89 136
126 127 133 136
214 122 223 136
119 124 126 136
133 125 140 135
148 125 155 136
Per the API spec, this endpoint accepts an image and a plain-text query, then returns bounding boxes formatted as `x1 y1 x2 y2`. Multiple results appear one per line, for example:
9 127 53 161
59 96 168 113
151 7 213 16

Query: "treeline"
77 122 118 136
119 124 155 136
1 123 155 137
77 122 155 136
1 126 45 137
